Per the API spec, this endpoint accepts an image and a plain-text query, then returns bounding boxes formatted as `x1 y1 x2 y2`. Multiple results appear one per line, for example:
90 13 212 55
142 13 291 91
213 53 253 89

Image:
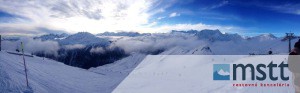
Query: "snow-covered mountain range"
97 32 150 37
33 33 68 41
2 29 298 69
59 32 110 46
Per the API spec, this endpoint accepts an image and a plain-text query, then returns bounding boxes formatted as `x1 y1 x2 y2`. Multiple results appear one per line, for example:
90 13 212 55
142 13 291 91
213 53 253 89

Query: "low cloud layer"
90 47 105 54
109 34 206 54
64 44 86 50
25 39 60 56
2 38 60 56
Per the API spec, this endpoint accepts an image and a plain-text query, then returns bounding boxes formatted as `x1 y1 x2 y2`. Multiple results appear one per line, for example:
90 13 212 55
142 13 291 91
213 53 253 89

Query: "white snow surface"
0 51 117 93
113 55 295 93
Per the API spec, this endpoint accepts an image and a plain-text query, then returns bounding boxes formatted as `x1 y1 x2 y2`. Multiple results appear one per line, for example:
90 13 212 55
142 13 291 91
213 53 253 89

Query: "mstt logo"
213 62 289 81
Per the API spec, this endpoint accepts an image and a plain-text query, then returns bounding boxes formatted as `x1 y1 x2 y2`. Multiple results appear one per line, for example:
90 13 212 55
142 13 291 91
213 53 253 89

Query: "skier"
288 40 300 93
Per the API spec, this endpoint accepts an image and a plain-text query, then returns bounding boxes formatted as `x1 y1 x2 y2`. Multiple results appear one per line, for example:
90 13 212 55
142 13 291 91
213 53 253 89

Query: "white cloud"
0 0 159 35
90 47 105 54
109 34 205 54
209 0 229 9
169 12 180 17
64 44 86 50
296 10 300 15
0 0 243 35
25 39 60 56
2 38 60 56
257 3 300 15
157 16 165 20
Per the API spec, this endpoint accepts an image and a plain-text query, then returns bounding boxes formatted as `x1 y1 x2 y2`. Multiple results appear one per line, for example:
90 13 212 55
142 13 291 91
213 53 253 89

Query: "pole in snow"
21 42 29 87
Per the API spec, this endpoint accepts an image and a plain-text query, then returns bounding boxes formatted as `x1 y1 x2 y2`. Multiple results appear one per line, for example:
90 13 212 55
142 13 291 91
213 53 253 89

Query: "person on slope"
289 39 300 93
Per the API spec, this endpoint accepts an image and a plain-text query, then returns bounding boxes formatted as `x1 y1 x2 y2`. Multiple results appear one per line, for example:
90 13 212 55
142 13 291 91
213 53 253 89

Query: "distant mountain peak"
199 29 222 34
70 32 95 37
170 30 198 34
250 33 277 41
169 29 243 41
59 32 110 46
34 33 69 41
259 33 277 38
196 29 242 41
97 32 150 37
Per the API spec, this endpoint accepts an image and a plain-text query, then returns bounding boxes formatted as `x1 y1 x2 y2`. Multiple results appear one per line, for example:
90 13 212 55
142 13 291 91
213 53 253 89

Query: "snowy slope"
112 55 294 93
4 51 291 93
89 53 147 89
90 53 147 73
0 51 119 93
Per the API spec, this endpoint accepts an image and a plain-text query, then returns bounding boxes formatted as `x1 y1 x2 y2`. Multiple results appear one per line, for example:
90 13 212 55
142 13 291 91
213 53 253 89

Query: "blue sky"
0 0 299 36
